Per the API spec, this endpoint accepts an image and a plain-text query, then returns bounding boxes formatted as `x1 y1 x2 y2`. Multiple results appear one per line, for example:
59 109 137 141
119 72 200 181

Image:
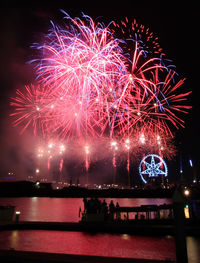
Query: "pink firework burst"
151 69 192 134
111 17 164 56
10 12 191 162
10 84 53 136
106 40 167 139
30 12 127 139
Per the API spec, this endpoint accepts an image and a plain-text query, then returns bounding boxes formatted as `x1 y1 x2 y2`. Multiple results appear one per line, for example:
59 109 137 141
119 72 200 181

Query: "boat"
80 198 200 223
0 199 199 236
76 198 200 236
80 198 174 223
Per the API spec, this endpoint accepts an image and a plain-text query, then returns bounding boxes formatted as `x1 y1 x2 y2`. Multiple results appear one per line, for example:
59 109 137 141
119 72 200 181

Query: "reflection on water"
0 230 198 262
0 197 199 262
0 197 172 222
186 236 200 263
0 230 176 261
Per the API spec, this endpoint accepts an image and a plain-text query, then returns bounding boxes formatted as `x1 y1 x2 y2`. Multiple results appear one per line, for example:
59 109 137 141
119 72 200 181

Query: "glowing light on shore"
184 189 190 196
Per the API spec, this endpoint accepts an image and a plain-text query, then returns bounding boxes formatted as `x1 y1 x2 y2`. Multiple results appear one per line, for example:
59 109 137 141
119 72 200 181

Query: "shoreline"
0 180 199 199
0 187 175 198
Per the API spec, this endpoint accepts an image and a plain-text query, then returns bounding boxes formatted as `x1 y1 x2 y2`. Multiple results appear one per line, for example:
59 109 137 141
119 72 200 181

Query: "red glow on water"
0 197 178 261
0 230 176 261
2 229 200 262
0 197 172 222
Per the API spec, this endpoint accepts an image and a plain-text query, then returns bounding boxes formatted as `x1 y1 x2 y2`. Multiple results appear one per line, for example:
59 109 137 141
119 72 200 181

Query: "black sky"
0 4 199 182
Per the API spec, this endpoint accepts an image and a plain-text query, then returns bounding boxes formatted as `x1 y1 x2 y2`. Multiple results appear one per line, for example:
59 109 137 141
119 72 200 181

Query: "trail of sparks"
10 11 191 163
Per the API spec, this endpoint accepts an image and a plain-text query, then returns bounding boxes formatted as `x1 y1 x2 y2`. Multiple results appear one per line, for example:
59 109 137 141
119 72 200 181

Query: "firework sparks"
112 17 165 56
10 84 51 136
10 11 191 179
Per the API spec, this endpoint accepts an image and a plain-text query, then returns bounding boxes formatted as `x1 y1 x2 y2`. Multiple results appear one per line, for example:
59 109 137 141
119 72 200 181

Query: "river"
0 197 199 262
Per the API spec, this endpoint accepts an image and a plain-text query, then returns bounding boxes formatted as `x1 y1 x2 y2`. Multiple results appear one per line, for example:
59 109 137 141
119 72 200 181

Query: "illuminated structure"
139 154 168 184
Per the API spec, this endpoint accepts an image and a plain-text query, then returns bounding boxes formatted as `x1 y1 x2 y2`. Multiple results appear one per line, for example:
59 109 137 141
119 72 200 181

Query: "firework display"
111 17 165 56
10 11 191 181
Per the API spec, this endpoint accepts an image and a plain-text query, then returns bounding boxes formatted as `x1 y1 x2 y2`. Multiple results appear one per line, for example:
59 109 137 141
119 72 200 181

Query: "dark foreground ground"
0 250 175 263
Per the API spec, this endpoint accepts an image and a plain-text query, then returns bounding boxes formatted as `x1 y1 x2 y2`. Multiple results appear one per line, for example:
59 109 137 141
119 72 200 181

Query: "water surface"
0 230 176 261
0 197 172 222
0 197 199 262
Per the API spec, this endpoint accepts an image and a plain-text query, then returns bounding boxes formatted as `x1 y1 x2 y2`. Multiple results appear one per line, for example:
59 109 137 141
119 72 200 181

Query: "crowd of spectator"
81 197 120 220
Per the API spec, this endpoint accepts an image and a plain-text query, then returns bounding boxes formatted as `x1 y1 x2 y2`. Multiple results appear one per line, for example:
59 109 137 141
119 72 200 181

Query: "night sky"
0 4 198 183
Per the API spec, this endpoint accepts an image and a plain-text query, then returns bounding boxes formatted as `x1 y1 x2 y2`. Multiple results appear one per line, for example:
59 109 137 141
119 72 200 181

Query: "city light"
15 211 21 215
184 189 190 196
184 205 190 219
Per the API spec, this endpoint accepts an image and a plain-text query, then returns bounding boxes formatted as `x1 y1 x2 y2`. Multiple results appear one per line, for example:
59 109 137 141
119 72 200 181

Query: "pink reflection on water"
0 197 172 222
0 230 176 261
0 197 84 222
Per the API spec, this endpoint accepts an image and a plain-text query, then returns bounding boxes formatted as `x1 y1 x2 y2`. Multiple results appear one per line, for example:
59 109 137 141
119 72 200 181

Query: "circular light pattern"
139 154 168 184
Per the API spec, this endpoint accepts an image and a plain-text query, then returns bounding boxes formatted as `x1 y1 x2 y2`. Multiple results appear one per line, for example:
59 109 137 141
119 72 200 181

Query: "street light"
184 189 190 197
